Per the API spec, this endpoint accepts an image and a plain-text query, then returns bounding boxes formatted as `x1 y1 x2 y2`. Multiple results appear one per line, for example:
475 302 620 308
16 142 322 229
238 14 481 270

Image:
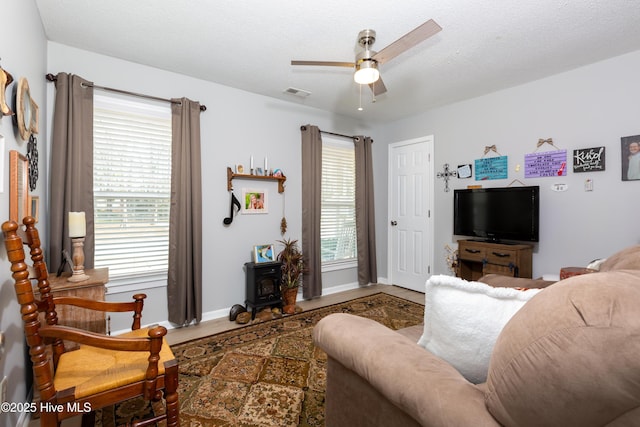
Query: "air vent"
284 87 311 97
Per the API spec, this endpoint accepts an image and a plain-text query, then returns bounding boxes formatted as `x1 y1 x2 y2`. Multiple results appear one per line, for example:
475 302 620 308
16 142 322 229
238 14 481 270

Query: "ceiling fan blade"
368 76 387 96
291 60 355 68
373 19 442 65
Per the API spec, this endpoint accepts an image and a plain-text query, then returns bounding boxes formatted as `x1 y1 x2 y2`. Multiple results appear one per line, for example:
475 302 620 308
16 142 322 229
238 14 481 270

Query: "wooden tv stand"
457 239 533 281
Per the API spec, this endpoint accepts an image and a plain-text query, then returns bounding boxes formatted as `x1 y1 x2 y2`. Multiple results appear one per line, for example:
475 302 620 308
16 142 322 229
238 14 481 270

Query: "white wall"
0 1 48 425
374 50 640 279
46 42 376 331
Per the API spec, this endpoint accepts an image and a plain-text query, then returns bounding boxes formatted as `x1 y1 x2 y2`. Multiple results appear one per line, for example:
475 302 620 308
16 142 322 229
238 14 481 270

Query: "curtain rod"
45 73 207 111
321 130 356 140
301 126 373 143
320 130 374 144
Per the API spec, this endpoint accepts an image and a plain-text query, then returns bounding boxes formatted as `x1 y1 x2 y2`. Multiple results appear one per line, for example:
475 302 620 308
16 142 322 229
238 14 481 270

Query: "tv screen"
453 186 539 242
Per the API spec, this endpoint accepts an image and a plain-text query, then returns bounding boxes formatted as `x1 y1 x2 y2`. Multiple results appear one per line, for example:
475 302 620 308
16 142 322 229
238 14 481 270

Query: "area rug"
97 292 424 426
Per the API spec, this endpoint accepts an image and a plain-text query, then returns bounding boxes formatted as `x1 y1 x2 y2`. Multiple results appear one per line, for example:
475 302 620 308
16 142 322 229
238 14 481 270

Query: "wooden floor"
29 284 424 427
165 283 424 346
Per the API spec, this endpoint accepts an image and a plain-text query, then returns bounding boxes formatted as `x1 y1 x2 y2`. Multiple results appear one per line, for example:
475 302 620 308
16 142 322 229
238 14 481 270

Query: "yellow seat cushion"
53 328 175 398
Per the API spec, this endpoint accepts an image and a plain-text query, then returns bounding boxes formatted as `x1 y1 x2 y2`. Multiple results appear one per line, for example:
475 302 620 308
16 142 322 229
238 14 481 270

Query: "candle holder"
68 236 90 282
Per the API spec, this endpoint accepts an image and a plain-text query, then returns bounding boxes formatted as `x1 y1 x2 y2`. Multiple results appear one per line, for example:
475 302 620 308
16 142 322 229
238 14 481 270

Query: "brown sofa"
313 246 640 427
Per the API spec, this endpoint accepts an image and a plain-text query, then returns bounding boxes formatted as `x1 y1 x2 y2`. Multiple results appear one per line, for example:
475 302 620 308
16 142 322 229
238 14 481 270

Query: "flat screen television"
453 186 540 242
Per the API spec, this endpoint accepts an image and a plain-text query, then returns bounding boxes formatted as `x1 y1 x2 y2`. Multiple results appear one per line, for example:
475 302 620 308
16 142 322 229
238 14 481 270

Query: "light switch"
585 179 594 191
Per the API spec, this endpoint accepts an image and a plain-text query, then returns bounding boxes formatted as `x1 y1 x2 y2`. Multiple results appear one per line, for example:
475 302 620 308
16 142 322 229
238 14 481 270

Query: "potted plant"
277 238 307 314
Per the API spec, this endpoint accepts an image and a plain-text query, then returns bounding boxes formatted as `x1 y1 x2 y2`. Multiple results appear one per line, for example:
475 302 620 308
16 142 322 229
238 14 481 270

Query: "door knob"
390 220 398 226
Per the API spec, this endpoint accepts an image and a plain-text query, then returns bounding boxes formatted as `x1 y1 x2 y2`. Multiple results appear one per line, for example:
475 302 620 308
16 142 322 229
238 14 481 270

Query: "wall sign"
474 156 508 180
573 147 605 173
525 149 567 178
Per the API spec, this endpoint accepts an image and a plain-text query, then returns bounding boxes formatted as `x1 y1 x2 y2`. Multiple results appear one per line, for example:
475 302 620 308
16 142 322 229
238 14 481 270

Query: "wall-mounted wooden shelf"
227 167 287 193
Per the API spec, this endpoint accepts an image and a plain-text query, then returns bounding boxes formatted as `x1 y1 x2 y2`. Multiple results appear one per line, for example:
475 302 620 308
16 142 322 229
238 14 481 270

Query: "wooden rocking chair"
2 217 179 427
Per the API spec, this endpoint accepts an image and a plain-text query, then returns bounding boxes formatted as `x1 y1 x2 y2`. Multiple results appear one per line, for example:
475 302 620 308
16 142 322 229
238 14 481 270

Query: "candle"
250 156 254 169
69 212 86 237
264 156 268 171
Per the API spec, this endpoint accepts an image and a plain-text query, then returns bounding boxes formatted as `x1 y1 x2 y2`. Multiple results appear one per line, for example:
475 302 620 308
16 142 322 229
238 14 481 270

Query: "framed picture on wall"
242 188 268 214
9 150 29 222
621 135 640 181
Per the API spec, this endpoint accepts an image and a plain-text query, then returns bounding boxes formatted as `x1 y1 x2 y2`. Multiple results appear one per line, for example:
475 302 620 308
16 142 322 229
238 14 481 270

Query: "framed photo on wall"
242 188 268 214
253 244 275 263
621 135 640 181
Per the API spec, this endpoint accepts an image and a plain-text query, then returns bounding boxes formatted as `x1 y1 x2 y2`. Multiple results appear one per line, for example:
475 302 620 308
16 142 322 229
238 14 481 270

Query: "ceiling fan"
291 19 442 97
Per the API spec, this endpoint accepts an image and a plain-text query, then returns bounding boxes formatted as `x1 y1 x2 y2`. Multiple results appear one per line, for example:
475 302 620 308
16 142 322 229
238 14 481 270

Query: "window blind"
93 95 172 280
321 139 356 263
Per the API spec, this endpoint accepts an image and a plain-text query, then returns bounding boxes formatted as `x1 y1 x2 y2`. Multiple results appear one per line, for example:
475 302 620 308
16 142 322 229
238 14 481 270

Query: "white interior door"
388 136 434 292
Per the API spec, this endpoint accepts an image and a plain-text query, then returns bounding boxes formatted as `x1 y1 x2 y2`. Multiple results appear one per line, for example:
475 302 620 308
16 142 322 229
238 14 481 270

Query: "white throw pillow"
417 275 542 383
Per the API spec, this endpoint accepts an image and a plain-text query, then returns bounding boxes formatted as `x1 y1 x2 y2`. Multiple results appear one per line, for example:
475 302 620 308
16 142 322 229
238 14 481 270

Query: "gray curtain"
167 98 203 325
49 73 94 271
300 125 323 299
355 136 378 285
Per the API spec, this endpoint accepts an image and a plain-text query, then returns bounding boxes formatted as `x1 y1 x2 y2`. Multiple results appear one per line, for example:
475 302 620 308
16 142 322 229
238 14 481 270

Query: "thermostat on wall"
551 183 568 192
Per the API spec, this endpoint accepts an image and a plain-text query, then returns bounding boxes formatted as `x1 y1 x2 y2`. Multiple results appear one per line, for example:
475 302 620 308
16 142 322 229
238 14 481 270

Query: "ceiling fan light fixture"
354 60 379 85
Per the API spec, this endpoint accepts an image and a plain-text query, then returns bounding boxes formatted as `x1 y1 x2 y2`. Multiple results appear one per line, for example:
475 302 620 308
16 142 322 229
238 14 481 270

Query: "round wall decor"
16 77 39 141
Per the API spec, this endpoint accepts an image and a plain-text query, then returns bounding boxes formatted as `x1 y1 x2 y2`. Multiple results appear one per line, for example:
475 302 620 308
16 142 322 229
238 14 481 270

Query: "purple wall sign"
525 149 567 178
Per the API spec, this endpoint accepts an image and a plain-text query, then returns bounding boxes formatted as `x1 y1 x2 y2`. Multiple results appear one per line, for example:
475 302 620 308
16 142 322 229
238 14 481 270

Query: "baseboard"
376 276 390 285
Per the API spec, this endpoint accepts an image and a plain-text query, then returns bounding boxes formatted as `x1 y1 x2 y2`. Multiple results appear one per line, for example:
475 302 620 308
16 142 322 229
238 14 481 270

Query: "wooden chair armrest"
48 293 147 330
52 295 144 312
38 324 166 352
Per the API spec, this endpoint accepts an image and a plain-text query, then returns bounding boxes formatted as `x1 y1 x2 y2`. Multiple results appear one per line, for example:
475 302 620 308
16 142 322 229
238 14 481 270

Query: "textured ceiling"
35 0 640 122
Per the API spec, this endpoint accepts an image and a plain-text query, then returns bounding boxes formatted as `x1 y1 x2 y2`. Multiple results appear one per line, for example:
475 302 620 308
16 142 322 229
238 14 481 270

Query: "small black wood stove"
245 261 283 319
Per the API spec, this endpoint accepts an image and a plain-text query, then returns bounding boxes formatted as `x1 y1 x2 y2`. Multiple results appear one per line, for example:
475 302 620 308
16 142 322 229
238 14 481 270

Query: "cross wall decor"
437 163 457 192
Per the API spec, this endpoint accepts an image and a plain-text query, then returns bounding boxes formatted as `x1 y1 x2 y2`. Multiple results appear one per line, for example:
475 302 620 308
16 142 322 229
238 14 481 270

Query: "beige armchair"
314 246 640 427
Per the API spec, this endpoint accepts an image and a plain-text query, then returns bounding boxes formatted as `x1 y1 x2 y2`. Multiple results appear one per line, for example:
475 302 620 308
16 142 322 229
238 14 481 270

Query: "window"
321 137 356 267
93 94 172 281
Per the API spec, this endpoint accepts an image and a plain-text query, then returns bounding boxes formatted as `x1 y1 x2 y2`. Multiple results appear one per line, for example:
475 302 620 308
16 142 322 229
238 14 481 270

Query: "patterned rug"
98 292 424 426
